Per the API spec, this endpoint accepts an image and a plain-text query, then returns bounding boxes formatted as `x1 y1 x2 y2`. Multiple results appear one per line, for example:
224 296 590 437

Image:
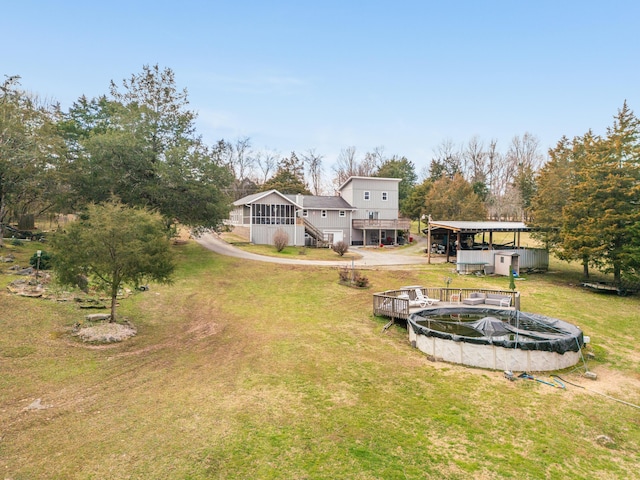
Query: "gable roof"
287 195 355 210
232 190 301 208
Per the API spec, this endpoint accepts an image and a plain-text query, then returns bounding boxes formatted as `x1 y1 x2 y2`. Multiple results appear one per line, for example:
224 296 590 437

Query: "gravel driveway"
195 232 438 268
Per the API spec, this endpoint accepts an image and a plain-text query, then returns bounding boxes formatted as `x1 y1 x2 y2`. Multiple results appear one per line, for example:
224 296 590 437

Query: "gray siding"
456 249 549 270
303 209 351 245
341 178 400 220
253 225 305 246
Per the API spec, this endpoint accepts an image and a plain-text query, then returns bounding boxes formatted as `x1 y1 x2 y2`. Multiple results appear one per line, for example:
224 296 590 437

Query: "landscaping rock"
596 434 614 446
73 322 137 343
24 398 52 411
85 313 111 322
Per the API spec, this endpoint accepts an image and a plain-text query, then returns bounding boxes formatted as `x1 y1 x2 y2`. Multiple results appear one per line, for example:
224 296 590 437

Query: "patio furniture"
463 292 486 305
414 288 439 307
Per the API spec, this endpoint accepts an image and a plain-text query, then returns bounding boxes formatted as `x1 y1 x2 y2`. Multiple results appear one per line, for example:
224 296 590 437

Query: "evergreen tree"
559 102 640 282
424 174 487 220
261 152 311 194
374 156 417 215
60 65 233 231
0 76 64 245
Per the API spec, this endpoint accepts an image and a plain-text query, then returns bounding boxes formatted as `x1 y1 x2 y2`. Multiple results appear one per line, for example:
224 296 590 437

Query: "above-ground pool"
408 307 584 371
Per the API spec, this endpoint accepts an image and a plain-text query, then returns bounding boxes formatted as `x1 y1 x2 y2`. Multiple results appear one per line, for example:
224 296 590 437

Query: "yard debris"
85 313 111 322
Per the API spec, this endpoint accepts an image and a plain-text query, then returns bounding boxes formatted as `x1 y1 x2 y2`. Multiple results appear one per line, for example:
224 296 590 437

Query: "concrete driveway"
195 232 439 267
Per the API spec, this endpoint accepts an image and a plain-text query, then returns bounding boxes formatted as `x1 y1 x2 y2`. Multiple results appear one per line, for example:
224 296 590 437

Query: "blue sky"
5 1 640 176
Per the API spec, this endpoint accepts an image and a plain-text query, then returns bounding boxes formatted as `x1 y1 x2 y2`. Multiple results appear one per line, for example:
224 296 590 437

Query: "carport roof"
427 221 532 233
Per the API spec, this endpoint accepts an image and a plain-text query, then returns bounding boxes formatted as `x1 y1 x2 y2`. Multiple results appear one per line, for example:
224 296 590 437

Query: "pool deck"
373 287 520 322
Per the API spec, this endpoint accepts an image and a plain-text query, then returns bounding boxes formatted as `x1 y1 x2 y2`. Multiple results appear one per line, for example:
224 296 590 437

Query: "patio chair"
413 288 440 307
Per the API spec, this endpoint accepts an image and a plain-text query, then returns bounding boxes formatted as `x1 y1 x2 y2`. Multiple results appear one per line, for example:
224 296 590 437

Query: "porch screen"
252 204 296 225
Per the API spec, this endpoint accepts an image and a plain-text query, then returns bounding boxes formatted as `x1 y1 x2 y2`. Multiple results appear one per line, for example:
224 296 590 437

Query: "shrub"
332 241 349 256
338 266 350 283
354 272 369 288
273 229 289 252
29 251 53 270
10 238 23 247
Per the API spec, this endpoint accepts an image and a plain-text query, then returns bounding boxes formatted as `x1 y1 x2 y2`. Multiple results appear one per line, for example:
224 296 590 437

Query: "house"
229 176 411 247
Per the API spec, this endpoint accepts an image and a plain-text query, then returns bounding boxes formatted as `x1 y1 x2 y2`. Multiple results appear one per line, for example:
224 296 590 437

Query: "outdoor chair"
413 288 440 307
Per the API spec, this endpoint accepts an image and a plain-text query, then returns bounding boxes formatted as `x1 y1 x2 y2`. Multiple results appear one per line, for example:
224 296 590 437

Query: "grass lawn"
1 240 639 479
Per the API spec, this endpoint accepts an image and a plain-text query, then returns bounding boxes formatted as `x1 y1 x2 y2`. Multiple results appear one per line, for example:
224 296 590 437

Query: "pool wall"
408 323 581 371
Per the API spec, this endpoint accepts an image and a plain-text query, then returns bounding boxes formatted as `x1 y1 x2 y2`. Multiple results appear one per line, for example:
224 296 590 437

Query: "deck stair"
303 218 331 248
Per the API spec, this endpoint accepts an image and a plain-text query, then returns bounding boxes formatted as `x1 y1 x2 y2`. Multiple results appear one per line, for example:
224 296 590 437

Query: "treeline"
1 65 638 281
530 102 640 282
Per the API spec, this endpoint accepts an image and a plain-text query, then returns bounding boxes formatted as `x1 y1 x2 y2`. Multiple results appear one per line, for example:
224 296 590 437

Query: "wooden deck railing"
373 287 520 320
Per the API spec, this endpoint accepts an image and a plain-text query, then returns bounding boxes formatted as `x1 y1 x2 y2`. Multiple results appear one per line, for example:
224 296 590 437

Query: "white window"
339 210 346 217
302 210 308 217
364 191 370 200
382 191 388 201
321 210 327 218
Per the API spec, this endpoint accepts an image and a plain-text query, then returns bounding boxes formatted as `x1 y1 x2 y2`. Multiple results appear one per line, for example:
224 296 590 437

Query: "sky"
4 1 640 178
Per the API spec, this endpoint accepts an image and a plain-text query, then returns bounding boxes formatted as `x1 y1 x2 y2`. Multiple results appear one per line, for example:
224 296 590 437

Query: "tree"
61 65 233 231
0 76 64 245
255 149 279 184
375 156 417 215
262 152 311 194
333 146 360 186
424 174 487 220
530 136 573 250
429 139 461 181
301 149 324 195
52 201 175 322
402 178 432 232
562 103 640 282
504 133 544 221
332 146 384 187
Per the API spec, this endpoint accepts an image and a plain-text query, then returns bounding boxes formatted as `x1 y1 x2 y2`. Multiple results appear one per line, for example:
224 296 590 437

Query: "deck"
373 287 520 321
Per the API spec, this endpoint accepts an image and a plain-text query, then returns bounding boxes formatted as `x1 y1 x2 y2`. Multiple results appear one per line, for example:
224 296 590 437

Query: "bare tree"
255 149 280 184
231 136 254 182
301 148 324 195
462 136 488 184
361 146 386 176
429 139 462 179
333 146 360 186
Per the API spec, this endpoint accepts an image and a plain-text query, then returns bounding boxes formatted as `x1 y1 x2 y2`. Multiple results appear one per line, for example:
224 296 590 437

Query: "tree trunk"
110 277 119 323
582 256 589 279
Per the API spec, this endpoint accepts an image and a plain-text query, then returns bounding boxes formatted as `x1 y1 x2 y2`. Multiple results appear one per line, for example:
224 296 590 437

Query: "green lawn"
1 241 639 479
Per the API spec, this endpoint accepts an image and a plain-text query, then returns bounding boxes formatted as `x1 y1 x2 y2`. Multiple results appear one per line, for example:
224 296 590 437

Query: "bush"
29 251 53 270
273 229 289 252
332 241 349 256
354 272 369 288
338 266 350 283
338 267 369 288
